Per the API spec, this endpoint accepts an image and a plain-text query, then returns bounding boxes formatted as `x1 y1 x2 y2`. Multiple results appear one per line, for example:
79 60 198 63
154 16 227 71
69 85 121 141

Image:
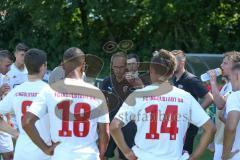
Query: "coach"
101 52 136 160
171 50 213 154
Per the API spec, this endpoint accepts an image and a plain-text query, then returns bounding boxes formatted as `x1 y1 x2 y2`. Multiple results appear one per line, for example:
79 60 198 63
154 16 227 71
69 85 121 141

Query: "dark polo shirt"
101 75 132 120
173 71 208 101
173 71 209 154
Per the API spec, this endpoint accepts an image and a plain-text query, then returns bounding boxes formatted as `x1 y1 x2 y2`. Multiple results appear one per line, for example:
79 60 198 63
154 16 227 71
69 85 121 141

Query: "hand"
99 154 105 160
43 141 60 156
127 77 144 89
125 72 135 81
207 70 217 84
125 150 137 160
0 84 10 96
189 156 196 160
222 150 240 160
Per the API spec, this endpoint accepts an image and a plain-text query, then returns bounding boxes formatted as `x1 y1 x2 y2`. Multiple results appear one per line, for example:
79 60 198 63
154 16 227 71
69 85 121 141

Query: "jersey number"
57 101 91 137
21 101 33 120
145 105 179 140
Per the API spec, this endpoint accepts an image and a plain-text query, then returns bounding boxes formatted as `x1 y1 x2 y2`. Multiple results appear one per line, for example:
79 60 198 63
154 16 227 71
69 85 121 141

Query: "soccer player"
0 50 14 160
222 62 240 160
0 48 51 160
7 43 29 89
207 51 240 160
110 49 216 160
23 47 110 160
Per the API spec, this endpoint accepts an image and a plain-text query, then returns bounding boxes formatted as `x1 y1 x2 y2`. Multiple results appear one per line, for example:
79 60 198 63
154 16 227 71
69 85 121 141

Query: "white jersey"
7 63 28 89
0 80 51 160
115 85 210 160
29 78 109 160
226 91 240 160
0 73 14 153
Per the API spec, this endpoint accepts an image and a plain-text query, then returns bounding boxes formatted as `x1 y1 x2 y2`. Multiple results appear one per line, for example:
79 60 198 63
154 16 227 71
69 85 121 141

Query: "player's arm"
207 70 226 109
200 92 213 109
190 119 216 160
98 123 109 160
22 112 59 155
0 117 18 139
222 111 240 160
189 95 216 160
190 77 213 109
219 109 226 124
0 84 10 97
110 118 137 160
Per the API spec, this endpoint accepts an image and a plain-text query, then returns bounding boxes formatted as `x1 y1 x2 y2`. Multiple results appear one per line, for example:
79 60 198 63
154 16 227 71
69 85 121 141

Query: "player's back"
12 80 50 138
0 79 51 160
117 85 209 160
31 78 109 160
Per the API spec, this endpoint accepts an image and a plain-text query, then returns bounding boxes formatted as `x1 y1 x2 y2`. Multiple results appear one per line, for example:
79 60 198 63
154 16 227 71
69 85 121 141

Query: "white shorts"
13 134 50 160
0 131 13 153
213 143 223 160
51 143 100 160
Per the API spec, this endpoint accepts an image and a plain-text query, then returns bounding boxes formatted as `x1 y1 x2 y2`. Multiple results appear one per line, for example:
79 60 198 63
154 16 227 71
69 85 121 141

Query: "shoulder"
228 91 240 101
184 72 200 82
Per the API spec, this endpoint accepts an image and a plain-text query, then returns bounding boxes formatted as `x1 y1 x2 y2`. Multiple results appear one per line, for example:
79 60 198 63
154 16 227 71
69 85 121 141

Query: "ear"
39 63 46 72
149 66 154 75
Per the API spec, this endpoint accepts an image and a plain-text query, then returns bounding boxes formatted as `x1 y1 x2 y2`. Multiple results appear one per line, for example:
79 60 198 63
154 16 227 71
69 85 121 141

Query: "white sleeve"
189 95 210 127
114 102 135 126
226 93 240 114
97 100 110 123
98 112 110 123
28 89 48 118
0 90 14 114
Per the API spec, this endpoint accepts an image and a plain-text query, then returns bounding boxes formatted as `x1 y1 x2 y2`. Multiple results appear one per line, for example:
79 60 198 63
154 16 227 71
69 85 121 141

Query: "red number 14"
145 105 179 140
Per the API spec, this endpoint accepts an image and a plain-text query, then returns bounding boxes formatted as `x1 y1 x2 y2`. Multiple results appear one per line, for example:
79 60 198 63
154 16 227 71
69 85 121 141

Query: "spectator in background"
207 51 240 160
101 52 136 160
171 50 213 155
7 43 29 88
126 53 151 88
0 50 14 160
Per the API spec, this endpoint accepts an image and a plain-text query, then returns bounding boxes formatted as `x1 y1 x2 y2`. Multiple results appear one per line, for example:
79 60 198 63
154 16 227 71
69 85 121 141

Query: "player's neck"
66 70 83 80
14 62 25 71
175 68 185 81
28 75 41 81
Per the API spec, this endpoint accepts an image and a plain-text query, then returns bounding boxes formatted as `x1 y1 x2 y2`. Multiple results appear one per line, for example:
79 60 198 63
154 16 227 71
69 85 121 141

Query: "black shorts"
183 124 199 154
105 121 136 159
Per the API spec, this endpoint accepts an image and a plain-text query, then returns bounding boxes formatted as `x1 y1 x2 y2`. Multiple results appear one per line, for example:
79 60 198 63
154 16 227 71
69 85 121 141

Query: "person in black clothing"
171 50 213 154
101 52 136 160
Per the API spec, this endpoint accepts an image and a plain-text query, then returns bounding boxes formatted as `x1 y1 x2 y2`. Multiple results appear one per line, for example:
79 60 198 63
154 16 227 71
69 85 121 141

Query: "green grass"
193 135 213 160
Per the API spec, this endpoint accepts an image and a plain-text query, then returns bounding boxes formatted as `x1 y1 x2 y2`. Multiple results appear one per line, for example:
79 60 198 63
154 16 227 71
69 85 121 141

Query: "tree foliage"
0 0 239 70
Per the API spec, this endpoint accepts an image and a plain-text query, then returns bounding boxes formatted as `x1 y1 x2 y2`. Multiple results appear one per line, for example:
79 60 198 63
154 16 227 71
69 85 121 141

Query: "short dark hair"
63 47 85 74
127 53 140 63
171 50 186 60
150 49 176 77
24 48 47 74
232 62 240 72
0 50 11 61
15 43 29 52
